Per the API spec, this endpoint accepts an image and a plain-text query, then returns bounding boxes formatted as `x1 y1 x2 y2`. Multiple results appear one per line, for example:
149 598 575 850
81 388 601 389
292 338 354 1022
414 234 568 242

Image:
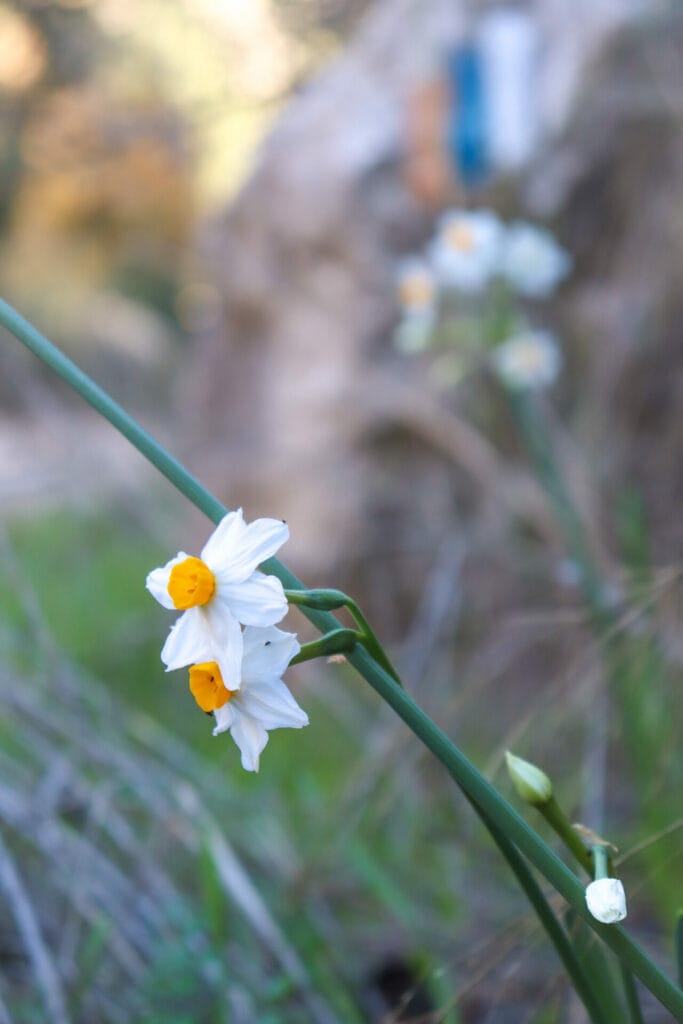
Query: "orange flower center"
444 222 475 252
188 662 234 712
168 556 215 610
398 273 434 310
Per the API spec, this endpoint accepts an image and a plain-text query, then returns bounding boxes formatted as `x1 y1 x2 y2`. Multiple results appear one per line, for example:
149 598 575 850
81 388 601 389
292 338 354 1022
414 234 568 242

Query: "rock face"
189 0 674 582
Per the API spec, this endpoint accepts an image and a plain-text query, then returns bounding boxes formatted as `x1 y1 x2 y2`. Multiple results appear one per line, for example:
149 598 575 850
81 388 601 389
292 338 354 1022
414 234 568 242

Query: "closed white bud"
505 751 553 805
585 878 627 924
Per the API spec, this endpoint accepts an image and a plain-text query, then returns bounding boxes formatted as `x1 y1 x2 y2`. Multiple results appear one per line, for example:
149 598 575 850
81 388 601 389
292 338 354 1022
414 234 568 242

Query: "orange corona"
188 662 233 712
168 556 216 610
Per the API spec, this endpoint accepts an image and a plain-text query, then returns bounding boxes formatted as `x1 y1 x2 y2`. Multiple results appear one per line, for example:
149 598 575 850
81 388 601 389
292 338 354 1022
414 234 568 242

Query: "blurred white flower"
393 258 437 353
500 221 571 298
189 625 308 772
146 509 288 690
396 258 436 316
429 209 504 293
585 878 627 924
493 329 562 390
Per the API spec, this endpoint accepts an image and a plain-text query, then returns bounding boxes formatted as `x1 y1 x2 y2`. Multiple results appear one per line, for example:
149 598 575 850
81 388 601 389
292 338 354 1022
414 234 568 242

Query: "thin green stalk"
540 798 593 877
619 962 645 1024
592 845 610 881
474 806 610 1024
3 297 683 1019
565 910 629 1022
508 389 652 1021
288 629 358 665
676 912 683 989
345 646 683 1019
286 588 401 684
507 389 610 626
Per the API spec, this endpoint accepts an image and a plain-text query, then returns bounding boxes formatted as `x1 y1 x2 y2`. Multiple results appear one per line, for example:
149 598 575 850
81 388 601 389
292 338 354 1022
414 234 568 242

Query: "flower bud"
585 878 627 924
505 751 553 806
285 589 348 611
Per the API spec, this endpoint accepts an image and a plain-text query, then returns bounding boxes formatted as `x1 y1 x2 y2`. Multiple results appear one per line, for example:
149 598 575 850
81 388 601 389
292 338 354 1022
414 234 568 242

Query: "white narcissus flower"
429 209 504 293
493 329 562 390
499 221 571 298
585 878 628 924
188 625 308 772
396 258 437 317
394 258 437 354
146 509 288 689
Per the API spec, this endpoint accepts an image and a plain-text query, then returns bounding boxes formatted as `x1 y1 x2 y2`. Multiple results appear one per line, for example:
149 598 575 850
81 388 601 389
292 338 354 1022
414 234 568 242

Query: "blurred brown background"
0 1 682 1022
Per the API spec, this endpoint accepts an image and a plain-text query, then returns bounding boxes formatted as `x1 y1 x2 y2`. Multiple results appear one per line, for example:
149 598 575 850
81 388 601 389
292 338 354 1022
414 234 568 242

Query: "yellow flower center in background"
398 273 434 310
444 222 475 252
512 343 544 372
168 556 216 609
188 662 233 712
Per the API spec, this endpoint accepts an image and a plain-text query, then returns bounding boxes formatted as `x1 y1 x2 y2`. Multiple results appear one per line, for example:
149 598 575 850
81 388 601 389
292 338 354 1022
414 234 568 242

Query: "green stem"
619 962 645 1024
592 845 610 881
345 647 683 1018
677 912 683 989
508 390 610 627
286 588 401 685
342 596 402 685
288 629 358 665
474 806 610 1024
3 297 683 1019
511 391 648 1020
540 798 593 877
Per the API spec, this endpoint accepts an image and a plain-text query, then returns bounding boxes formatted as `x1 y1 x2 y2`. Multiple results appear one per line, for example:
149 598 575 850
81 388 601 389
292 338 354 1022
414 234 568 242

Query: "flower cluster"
394 209 571 390
146 509 308 771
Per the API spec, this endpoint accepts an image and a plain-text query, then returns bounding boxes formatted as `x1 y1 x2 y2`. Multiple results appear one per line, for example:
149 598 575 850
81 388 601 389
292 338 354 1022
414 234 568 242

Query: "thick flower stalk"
146 509 289 688
188 625 308 771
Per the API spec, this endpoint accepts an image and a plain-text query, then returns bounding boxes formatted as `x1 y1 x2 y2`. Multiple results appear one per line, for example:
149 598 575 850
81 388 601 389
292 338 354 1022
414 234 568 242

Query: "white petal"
206 514 289 582
241 626 300 682
212 701 237 735
217 571 288 626
229 713 270 772
161 608 214 670
146 552 190 610
585 878 627 924
200 510 246 570
238 677 309 730
202 602 244 689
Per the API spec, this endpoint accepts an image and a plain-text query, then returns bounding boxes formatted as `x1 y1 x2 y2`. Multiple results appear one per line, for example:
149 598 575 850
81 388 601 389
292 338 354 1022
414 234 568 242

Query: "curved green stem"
286 588 401 685
3 297 683 1019
289 629 358 665
339 596 401 685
